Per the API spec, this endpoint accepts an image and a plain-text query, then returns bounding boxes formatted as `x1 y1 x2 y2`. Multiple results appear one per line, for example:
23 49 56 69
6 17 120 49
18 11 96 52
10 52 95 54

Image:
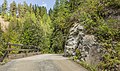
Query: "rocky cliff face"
64 23 101 65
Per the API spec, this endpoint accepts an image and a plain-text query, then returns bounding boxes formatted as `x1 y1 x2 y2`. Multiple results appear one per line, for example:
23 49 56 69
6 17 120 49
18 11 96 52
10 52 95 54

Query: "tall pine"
2 0 7 17
10 1 17 17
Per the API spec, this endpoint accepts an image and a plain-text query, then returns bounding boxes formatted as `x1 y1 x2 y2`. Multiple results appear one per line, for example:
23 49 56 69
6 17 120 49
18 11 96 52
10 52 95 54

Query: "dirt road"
0 54 88 71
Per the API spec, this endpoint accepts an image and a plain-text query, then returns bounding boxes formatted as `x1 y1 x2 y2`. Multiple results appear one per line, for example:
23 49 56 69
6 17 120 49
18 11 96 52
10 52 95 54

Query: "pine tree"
68 0 81 13
29 3 33 13
2 0 7 17
23 1 28 16
50 0 70 53
18 2 28 18
20 17 43 47
39 6 47 18
36 7 40 19
53 0 60 10
10 1 17 16
18 3 22 18
48 8 53 19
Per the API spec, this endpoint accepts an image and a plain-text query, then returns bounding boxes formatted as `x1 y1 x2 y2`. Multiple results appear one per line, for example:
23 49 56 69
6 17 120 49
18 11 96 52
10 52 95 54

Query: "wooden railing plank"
0 43 41 62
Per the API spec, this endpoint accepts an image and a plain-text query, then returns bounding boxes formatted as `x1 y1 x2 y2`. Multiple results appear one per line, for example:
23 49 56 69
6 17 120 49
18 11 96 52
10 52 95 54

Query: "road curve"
0 54 88 71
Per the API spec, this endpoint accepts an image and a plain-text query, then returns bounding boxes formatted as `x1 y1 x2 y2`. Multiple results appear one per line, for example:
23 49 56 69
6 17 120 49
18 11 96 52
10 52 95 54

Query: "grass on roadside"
72 56 97 71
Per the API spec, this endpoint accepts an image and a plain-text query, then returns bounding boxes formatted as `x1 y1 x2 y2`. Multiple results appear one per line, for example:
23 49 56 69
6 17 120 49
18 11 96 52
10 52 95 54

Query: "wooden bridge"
0 42 41 62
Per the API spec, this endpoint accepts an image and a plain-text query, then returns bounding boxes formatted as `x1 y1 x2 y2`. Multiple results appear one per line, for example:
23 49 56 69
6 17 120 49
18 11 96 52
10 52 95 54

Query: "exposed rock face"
0 16 9 32
64 23 84 56
64 23 101 65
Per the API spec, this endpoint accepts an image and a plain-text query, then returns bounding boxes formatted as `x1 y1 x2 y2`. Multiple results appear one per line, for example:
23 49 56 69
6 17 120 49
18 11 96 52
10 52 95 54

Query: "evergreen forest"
0 0 120 71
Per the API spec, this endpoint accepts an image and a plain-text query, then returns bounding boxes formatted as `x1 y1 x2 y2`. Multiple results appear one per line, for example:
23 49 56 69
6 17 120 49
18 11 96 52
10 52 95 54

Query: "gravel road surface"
0 54 88 71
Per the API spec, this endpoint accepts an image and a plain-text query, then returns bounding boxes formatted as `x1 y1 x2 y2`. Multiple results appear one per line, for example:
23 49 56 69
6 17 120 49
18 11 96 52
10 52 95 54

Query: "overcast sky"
0 0 55 11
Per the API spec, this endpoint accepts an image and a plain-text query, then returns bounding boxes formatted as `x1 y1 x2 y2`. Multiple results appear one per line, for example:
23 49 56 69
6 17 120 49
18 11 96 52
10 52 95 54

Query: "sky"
0 0 56 11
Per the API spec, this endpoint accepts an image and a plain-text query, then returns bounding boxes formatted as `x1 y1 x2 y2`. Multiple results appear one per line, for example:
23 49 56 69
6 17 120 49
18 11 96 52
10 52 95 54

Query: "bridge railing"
0 42 41 62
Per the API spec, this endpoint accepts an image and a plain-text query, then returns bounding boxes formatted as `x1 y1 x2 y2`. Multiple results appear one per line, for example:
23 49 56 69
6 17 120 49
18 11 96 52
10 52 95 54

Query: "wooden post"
7 42 11 59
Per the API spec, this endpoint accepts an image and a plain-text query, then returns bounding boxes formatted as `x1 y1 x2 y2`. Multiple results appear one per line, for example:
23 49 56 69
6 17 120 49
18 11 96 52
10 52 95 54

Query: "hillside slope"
0 16 9 32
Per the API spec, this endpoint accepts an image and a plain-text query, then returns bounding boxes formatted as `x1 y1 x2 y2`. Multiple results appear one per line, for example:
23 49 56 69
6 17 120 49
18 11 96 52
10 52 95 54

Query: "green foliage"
51 30 64 53
20 21 43 46
79 61 97 71
73 56 97 71
2 0 7 17
0 23 7 57
75 49 81 58
10 1 17 16
50 0 71 53
0 1 53 55
48 8 53 19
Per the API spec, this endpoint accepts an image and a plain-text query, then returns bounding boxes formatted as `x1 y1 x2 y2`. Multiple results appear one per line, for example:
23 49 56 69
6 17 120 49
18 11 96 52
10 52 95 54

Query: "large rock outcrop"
64 23 101 65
